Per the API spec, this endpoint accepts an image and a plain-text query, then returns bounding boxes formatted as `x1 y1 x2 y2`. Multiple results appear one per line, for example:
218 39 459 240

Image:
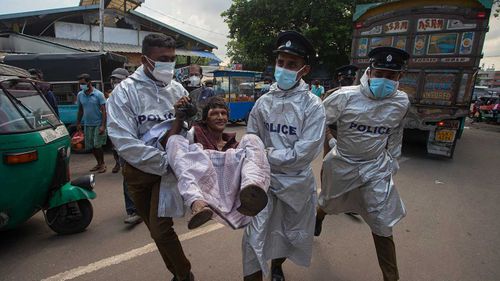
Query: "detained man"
149 96 270 230
316 47 411 281
242 31 326 281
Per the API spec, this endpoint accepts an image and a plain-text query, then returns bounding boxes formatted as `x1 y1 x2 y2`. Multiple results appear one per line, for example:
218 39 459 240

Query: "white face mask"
189 75 201 86
145 56 175 85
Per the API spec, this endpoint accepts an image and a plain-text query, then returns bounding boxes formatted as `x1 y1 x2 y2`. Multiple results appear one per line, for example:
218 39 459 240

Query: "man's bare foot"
237 185 268 216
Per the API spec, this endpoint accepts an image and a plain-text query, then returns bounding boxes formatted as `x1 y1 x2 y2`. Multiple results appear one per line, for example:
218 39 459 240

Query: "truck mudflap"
426 119 461 158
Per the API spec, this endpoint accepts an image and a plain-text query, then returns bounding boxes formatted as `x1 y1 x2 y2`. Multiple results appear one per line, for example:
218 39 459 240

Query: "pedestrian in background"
76 73 107 173
310 79 324 97
28 68 59 117
321 64 358 100
106 67 142 225
186 64 216 123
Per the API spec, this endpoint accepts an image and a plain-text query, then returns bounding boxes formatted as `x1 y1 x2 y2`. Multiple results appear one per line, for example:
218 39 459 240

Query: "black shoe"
171 272 195 281
271 266 285 281
314 216 324 237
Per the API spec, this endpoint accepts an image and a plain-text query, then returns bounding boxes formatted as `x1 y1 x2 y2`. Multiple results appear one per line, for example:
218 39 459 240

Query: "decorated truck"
351 0 492 158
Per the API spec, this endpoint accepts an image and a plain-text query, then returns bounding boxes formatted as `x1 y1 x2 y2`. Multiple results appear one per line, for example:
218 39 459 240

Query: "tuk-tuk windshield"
0 80 61 133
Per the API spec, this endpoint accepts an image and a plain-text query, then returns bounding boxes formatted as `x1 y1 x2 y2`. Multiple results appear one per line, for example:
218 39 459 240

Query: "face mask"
145 56 175 84
369 77 398 99
274 65 304 90
189 75 201 86
80 84 88 91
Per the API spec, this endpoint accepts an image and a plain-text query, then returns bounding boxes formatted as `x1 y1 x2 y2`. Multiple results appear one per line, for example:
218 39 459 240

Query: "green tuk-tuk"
0 64 96 235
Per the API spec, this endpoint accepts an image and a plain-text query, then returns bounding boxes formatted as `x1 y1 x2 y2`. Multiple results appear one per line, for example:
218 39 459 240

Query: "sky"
1 0 500 69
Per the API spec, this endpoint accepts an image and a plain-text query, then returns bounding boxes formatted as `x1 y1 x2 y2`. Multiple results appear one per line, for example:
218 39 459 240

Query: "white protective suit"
242 80 326 276
319 70 410 237
106 65 188 218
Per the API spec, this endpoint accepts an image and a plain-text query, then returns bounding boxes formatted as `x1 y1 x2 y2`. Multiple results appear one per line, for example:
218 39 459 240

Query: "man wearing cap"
107 68 129 173
316 47 410 281
185 64 216 123
106 68 143 225
321 64 359 100
242 30 325 281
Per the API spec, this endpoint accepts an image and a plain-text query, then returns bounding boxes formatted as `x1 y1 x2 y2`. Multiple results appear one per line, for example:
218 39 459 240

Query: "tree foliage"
222 0 386 75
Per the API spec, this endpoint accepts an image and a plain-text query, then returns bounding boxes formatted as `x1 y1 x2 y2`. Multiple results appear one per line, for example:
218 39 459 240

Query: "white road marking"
41 223 224 281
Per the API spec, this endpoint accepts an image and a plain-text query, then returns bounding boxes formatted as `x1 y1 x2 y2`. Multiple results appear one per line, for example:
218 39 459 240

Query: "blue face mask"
274 65 303 90
368 77 398 99
80 84 89 91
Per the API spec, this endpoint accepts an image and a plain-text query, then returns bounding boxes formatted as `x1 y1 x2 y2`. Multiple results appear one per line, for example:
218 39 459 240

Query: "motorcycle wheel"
46 200 93 235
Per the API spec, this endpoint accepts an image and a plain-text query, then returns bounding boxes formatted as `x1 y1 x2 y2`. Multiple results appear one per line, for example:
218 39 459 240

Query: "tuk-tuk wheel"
46 199 93 235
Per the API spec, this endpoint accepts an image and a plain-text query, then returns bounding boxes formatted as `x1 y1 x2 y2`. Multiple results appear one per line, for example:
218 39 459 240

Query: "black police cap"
274 31 315 61
368 47 410 71
336 65 359 77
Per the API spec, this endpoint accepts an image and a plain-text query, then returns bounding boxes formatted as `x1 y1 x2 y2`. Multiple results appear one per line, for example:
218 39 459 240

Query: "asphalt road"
1 122 499 281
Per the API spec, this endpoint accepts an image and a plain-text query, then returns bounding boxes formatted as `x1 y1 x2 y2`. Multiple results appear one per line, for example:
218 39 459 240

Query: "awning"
192 51 222 63
14 35 221 62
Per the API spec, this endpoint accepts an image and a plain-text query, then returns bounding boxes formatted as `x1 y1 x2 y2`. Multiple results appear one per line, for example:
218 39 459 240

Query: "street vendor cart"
212 70 262 124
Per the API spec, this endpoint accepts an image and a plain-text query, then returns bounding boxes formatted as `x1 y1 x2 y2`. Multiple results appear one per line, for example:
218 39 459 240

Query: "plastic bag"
71 131 84 145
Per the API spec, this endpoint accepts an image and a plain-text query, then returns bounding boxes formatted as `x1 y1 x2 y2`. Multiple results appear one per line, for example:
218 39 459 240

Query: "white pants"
165 134 270 229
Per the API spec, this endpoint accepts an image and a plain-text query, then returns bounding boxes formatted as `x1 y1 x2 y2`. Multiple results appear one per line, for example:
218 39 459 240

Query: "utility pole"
99 0 105 52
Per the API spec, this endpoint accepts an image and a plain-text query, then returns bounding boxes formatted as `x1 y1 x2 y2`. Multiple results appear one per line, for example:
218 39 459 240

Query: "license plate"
435 130 456 142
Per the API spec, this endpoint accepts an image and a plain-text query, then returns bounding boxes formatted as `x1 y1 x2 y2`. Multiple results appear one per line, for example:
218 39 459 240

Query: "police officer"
321 64 359 100
242 31 326 281
317 47 410 281
107 34 194 281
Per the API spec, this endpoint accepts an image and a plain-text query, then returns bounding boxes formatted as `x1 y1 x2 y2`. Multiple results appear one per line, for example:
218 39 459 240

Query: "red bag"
71 131 84 145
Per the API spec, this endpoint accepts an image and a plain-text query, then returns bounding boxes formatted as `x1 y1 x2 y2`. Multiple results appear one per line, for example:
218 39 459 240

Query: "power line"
139 5 227 37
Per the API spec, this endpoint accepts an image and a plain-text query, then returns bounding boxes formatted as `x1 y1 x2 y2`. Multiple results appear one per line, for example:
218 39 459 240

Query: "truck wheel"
46 200 93 235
